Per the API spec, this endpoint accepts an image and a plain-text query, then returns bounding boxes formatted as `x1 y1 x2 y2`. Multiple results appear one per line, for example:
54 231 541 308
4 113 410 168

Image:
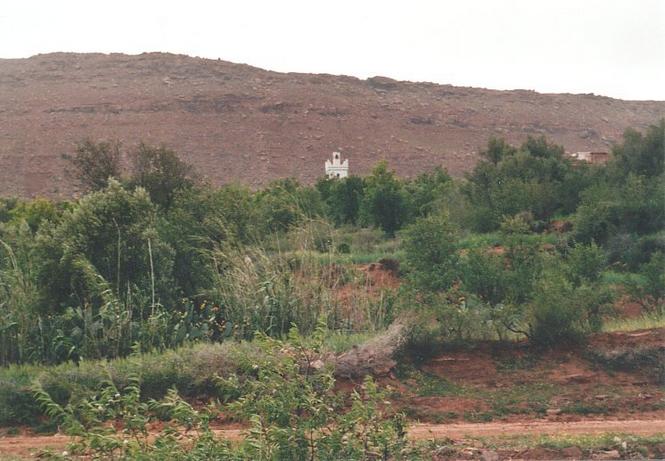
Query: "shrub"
401 213 459 292
223 326 407 461
336 242 351 254
565 242 606 286
32 327 407 460
529 276 609 347
626 252 665 313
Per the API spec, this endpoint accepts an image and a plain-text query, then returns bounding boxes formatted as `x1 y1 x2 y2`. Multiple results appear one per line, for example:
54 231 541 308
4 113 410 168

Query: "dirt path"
2 419 664 458
408 418 665 439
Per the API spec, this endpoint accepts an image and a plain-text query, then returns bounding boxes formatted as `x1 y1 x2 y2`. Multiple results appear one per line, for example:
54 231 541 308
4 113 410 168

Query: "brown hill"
0 52 663 197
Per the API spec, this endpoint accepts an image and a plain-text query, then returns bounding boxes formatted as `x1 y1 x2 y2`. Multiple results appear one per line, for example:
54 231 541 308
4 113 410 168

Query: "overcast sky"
1 0 663 100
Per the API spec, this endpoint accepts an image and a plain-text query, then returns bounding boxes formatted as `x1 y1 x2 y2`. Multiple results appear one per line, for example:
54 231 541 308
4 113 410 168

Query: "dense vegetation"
0 121 663 458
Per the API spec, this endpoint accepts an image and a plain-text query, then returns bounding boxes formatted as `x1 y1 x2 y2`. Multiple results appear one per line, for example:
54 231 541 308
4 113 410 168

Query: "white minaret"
324 151 349 178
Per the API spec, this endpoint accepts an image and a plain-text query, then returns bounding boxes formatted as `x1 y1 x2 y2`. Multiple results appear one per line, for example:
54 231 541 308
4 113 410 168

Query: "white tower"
324 151 349 179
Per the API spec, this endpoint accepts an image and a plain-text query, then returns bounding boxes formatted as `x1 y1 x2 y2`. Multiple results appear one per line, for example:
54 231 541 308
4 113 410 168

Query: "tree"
404 166 452 218
480 137 516 165
254 178 325 234
402 213 459 292
361 161 408 236
462 136 578 231
316 176 365 225
34 180 174 313
611 119 664 179
63 139 122 192
162 184 256 298
129 143 196 209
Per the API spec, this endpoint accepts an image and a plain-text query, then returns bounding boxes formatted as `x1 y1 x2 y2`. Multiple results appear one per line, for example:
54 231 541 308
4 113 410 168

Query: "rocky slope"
0 52 663 197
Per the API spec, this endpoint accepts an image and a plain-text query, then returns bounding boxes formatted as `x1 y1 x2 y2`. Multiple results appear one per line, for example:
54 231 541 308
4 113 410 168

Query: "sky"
1 0 664 100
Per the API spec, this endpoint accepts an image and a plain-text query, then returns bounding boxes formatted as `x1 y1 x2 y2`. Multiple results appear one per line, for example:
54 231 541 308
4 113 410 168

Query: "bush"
336 242 351 254
565 242 606 286
626 252 665 313
529 276 608 347
401 213 459 292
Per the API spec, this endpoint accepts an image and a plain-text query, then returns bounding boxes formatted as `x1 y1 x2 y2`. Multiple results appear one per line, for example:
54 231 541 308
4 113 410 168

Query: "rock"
522 447 559 459
592 449 620 459
480 449 499 461
594 394 609 400
310 359 325 370
546 408 562 416
562 446 583 459
563 373 593 384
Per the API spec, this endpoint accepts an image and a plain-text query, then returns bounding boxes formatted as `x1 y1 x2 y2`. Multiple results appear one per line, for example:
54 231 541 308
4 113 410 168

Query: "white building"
324 151 349 178
567 151 609 165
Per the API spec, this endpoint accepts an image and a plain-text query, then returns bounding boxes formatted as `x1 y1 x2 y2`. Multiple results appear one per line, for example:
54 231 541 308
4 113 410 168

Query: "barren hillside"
0 52 663 197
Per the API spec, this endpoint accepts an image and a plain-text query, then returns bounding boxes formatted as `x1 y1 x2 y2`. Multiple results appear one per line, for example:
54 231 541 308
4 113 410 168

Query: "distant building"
568 151 609 165
325 151 349 178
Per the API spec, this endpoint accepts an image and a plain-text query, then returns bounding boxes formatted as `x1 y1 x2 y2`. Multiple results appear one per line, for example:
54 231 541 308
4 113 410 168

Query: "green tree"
463 136 578 231
255 178 325 234
402 213 459 292
162 184 256 298
316 176 365 225
34 180 174 313
361 161 408 236
63 139 122 192
610 119 664 178
129 143 196 209
404 166 452 218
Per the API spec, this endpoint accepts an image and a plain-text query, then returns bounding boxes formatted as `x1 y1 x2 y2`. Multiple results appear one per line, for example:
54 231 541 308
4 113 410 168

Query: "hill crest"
1 52 663 197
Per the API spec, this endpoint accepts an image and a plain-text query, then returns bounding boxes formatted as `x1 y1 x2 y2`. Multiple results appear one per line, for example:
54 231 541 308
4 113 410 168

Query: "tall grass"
0 231 40 366
205 240 397 339
602 312 665 332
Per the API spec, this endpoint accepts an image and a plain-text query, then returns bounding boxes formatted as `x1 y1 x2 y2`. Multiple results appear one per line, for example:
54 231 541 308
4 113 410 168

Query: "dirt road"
408 418 665 439
2 419 664 458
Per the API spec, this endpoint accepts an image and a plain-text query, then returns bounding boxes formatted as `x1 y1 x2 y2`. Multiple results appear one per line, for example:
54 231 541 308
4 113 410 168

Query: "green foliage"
33 369 237 460
361 161 409 236
163 184 256 297
499 212 533 235
565 242 606 287
404 167 452 218
625 252 665 313
30 329 406 460
528 275 609 347
34 180 174 313
222 326 407 461
610 119 664 178
463 136 581 231
575 173 665 244
63 139 122 192
255 178 325 233
401 213 459 292
129 143 196 209
0 124 661 370
317 175 365 225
